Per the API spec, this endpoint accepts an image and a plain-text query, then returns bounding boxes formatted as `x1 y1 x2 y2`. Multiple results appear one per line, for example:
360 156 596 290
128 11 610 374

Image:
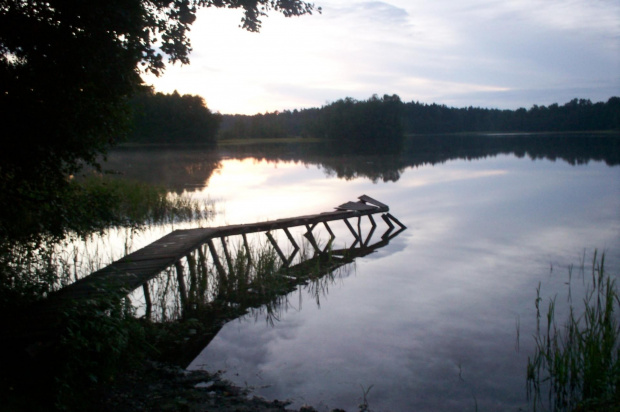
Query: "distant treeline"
219 95 620 142
129 88 221 145
126 91 619 148
221 94 405 152
402 97 620 133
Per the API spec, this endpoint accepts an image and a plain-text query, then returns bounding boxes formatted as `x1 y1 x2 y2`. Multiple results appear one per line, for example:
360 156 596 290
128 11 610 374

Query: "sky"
143 0 620 115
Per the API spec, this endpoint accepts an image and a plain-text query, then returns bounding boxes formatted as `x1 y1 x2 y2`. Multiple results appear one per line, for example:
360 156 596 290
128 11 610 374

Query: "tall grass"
0 175 215 306
75 174 215 227
136 233 344 325
527 252 620 411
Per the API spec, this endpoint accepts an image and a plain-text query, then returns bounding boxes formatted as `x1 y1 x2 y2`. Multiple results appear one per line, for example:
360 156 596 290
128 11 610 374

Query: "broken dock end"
335 194 389 213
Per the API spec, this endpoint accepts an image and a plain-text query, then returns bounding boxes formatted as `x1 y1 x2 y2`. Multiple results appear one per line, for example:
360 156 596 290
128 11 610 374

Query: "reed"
0 175 216 307
138 233 344 325
75 174 215 227
527 251 620 411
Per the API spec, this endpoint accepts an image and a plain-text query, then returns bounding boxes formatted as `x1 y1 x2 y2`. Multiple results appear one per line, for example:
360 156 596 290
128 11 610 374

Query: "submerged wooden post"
197 246 209 299
303 224 322 254
220 237 234 274
143 283 152 320
385 213 406 229
207 239 226 279
322 221 336 253
242 233 252 266
382 213 394 229
282 227 299 265
174 260 188 313
266 231 288 267
343 218 361 247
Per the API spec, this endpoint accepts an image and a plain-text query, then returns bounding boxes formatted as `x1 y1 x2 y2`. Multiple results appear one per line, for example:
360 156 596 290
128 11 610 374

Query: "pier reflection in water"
97 133 619 410
127 199 405 365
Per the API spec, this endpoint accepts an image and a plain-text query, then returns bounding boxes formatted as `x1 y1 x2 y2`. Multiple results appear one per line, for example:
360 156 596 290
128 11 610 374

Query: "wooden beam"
358 195 388 210
384 213 407 229
266 231 288 267
336 201 377 211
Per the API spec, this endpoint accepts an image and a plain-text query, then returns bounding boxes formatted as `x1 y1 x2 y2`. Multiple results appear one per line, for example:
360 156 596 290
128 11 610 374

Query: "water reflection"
102 146 222 193
128 210 405 366
93 135 620 411
181 156 619 411
103 133 620 192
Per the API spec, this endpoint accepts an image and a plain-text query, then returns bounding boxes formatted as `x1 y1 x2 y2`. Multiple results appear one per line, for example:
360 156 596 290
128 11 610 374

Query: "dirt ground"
99 360 347 412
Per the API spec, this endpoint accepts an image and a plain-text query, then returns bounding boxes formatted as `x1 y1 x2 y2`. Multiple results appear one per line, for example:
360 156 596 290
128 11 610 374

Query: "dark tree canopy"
129 88 222 144
400 97 620 134
0 0 319 240
318 94 405 153
218 96 620 144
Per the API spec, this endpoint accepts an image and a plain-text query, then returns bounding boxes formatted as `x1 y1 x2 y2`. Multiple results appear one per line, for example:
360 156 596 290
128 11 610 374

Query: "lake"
102 134 620 411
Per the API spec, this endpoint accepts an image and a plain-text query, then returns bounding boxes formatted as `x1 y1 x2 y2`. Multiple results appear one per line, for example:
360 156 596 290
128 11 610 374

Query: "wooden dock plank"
358 194 388 210
46 196 392 306
336 201 377 211
5 195 404 361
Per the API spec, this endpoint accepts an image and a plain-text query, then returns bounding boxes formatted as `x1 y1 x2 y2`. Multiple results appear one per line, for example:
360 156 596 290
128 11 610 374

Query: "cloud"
335 1 410 24
144 0 620 114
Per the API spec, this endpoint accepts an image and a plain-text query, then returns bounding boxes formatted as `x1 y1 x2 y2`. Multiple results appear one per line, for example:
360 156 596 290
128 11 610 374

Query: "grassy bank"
0 193 348 411
73 174 214 227
0 175 215 305
527 252 620 411
0 176 218 410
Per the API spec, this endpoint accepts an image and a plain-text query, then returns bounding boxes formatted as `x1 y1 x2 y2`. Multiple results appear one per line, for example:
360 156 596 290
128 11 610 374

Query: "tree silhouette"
0 0 319 240
129 88 221 144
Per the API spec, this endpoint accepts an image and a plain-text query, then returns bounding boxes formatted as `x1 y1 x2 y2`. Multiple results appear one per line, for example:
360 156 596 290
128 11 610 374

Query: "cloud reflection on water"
186 152 619 411
97 137 620 411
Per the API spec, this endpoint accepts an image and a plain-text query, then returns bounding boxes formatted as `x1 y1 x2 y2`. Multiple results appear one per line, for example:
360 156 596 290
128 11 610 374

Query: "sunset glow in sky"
143 0 620 115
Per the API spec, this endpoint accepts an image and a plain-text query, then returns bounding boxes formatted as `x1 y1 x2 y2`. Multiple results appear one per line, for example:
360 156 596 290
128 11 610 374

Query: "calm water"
105 136 620 411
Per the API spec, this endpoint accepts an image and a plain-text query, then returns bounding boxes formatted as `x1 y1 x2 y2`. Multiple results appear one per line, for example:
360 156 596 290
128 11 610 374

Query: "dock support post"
207 239 226 279
266 231 289 267
357 216 363 243
343 218 361 247
175 261 188 314
384 213 407 229
197 246 209 299
283 227 299 265
220 237 234 274
382 213 394 229
143 283 152 320
322 222 335 253
304 224 322 254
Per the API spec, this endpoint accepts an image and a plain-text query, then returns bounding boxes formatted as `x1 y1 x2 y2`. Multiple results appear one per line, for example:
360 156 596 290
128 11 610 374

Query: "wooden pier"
5 195 406 363
53 194 405 302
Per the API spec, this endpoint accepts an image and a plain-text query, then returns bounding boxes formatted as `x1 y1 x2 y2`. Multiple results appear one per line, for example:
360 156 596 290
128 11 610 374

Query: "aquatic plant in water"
0 176 216 305
527 252 620 411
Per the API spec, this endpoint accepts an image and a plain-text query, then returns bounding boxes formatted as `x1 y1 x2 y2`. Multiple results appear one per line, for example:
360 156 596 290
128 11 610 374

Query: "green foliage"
0 241 58 309
527 252 620 411
0 175 213 311
53 294 149 410
0 0 318 244
218 109 322 140
210 240 286 305
0 171 211 241
129 88 222 144
74 174 213 227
